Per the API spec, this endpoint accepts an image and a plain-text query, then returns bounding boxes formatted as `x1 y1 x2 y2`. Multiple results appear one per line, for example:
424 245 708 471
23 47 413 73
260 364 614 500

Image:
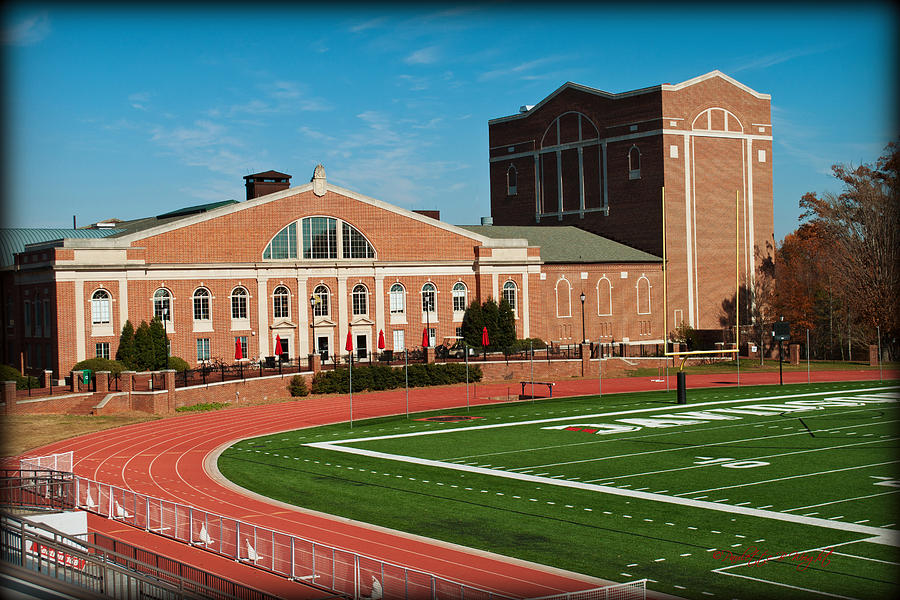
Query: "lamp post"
580 292 586 344
309 294 317 361
163 307 170 369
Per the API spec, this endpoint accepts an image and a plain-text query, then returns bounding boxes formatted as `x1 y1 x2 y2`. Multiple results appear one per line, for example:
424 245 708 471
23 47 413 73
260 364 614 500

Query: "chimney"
480 216 493 226
244 170 292 200
413 210 440 221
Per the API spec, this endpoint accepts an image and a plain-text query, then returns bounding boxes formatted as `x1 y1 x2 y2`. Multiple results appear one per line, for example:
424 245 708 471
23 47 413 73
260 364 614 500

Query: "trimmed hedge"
311 363 482 395
71 358 128 375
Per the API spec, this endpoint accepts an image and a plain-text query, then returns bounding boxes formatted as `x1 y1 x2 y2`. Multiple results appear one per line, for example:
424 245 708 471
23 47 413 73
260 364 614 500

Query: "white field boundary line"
306 386 900 546
711 542 861 600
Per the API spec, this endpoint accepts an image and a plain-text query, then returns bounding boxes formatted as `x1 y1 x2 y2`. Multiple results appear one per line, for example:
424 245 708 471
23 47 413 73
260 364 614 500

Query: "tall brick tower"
487 71 774 333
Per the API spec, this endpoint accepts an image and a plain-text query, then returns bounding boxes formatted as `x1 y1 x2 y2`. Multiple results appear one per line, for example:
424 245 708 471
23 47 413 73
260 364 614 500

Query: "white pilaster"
337 277 348 354
521 271 530 338
374 275 385 342
683 134 696 327
74 280 85 362
117 277 128 331
257 277 269 357
297 276 308 356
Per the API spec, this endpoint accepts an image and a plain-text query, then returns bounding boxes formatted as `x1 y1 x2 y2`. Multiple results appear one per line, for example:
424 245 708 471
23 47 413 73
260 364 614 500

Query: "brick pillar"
580 343 590 376
789 344 800 365
95 371 110 393
424 347 435 364
308 354 321 373
121 371 135 393
42 370 53 389
70 370 81 392
869 344 879 366
162 370 176 413
2 380 16 414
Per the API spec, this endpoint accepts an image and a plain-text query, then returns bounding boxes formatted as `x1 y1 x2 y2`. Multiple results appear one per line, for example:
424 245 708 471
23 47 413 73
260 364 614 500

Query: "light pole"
309 294 317 361
580 292 586 344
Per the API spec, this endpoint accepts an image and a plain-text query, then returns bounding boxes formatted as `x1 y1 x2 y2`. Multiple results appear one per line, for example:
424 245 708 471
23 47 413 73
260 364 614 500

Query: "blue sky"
3 3 896 242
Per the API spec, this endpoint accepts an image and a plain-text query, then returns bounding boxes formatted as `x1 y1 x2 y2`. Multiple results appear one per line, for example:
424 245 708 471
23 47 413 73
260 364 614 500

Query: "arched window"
556 278 572 318
597 277 612 316
192 288 210 321
452 282 467 313
507 165 517 196
153 289 172 322
628 145 641 180
352 284 368 316
422 283 436 313
312 285 330 317
389 283 405 315
91 290 111 325
273 286 290 319
231 287 248 320
342 222 376 258
302 217 337 259
263 222 298 259
502 281 517 312
636 276 651 315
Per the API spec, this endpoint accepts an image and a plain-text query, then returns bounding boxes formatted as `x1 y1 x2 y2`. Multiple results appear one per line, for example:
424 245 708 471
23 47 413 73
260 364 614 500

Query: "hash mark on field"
680 553 692 557
654 558 666 562
627 563 638 567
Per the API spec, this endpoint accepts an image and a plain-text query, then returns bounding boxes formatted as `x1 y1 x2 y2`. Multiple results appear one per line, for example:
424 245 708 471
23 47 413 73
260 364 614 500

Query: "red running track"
19 370 897 599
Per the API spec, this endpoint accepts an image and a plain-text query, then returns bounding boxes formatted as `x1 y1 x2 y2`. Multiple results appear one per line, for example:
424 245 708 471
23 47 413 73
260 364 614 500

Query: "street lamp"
580 292 586 344
309 294 317 361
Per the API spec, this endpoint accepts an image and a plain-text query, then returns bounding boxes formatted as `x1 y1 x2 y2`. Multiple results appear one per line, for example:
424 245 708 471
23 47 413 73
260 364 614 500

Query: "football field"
218 380 900 599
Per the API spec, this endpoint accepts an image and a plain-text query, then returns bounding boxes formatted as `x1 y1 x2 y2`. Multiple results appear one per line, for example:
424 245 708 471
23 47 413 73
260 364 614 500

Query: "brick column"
70 370 81 392
580 343 591 376
42 370 54 389
2 381 16 414
162 370 176 414
308 354 321 373
424 347 435 364
869 344 879 366
121 371 135 393
789 344 800 365
95 371 110 393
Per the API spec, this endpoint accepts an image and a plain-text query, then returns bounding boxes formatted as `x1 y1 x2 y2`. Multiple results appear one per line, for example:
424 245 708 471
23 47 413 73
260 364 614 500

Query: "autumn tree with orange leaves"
775 142 899 360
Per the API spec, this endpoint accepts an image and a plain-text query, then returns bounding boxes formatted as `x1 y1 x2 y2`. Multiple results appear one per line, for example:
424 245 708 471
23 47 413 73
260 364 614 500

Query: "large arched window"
302 217 337 259
231 287 248 320
342 222 376 258
312 285 330 317
153 289 172 322
628 145 641 180
352 284 368 316
192 288 210 321
636 276 651 315
502 281 517 312
389 283 405 315
538 111 602 216
597 277 612 316
91 290 111 325
263 222 298 259
273 286 290 319
452 282 467 313
422 283 436 313
556 278 572 318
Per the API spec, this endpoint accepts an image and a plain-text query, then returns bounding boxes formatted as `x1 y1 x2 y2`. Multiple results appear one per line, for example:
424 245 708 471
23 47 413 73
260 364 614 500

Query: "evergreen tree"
497 297 516 349
133 321 154 370
149 317 168 369
460 300 485 347
481 298 500 349
116 320 136 368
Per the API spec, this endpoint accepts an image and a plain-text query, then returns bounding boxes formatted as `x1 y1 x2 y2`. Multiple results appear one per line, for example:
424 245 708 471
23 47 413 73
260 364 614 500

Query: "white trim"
74 280 85 363
683 135 695 327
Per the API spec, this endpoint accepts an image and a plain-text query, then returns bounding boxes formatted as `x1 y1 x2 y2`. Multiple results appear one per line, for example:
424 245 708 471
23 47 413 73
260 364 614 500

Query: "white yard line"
831 551 900 565
784 490 900 512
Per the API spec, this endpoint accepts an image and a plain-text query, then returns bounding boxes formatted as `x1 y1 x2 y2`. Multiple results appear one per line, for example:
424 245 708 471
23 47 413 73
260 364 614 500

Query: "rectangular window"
758 149 767 163
231 294 247 320
193 297 210 320
236 336 249 360
43 300 51 337
428 328 436 347
393 329 405 350
95 342 110 360
302 217 337 259
24 301 31 336
34 300 43 337
197 338 210 362
455 327 463 338
669 145 679 159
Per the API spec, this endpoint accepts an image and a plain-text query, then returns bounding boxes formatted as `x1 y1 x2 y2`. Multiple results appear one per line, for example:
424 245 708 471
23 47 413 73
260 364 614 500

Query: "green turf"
218 380 900 600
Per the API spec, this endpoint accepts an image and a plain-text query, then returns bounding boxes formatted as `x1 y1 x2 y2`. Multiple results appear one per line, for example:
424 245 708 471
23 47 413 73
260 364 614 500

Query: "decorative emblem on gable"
312 164 327 197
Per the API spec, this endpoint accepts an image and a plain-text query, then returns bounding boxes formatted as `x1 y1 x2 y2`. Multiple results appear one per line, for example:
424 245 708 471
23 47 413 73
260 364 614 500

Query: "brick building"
488 70 774 333
1 166 663 377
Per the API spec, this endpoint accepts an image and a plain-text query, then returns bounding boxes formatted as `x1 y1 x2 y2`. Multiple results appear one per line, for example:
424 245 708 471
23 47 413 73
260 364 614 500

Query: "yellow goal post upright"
662 187 741 374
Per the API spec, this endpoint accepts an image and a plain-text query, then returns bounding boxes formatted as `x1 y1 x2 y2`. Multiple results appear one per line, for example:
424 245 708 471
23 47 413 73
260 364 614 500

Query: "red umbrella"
481 326 490 347
377 329 385 350
274 335 283 355
422 327 429 347
234 338 243 360
345 330 353 352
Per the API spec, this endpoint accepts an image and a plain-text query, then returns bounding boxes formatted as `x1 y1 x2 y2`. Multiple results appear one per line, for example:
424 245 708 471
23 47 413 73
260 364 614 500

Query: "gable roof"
489 70 769 124
457 225 660 263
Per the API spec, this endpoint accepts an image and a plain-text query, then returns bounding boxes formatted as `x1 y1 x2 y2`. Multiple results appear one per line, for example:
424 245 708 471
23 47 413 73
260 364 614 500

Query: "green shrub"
71 357 128 375
309 363 480 394
509 338 547 353
166 356 190 372
289 375 309 397
0 364 39 390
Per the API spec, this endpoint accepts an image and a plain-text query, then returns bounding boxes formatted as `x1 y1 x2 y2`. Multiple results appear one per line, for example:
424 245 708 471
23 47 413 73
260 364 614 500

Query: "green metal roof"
0 228 125 268
458 225 661 263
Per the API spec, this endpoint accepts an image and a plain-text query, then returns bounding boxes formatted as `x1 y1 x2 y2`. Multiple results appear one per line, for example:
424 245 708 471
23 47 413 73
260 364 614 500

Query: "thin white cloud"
349 17 388 33
479 55 570 81
3 11 51 46
128 92 151 110
149 120 252 175
404 45 440 65
730 43 840 74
